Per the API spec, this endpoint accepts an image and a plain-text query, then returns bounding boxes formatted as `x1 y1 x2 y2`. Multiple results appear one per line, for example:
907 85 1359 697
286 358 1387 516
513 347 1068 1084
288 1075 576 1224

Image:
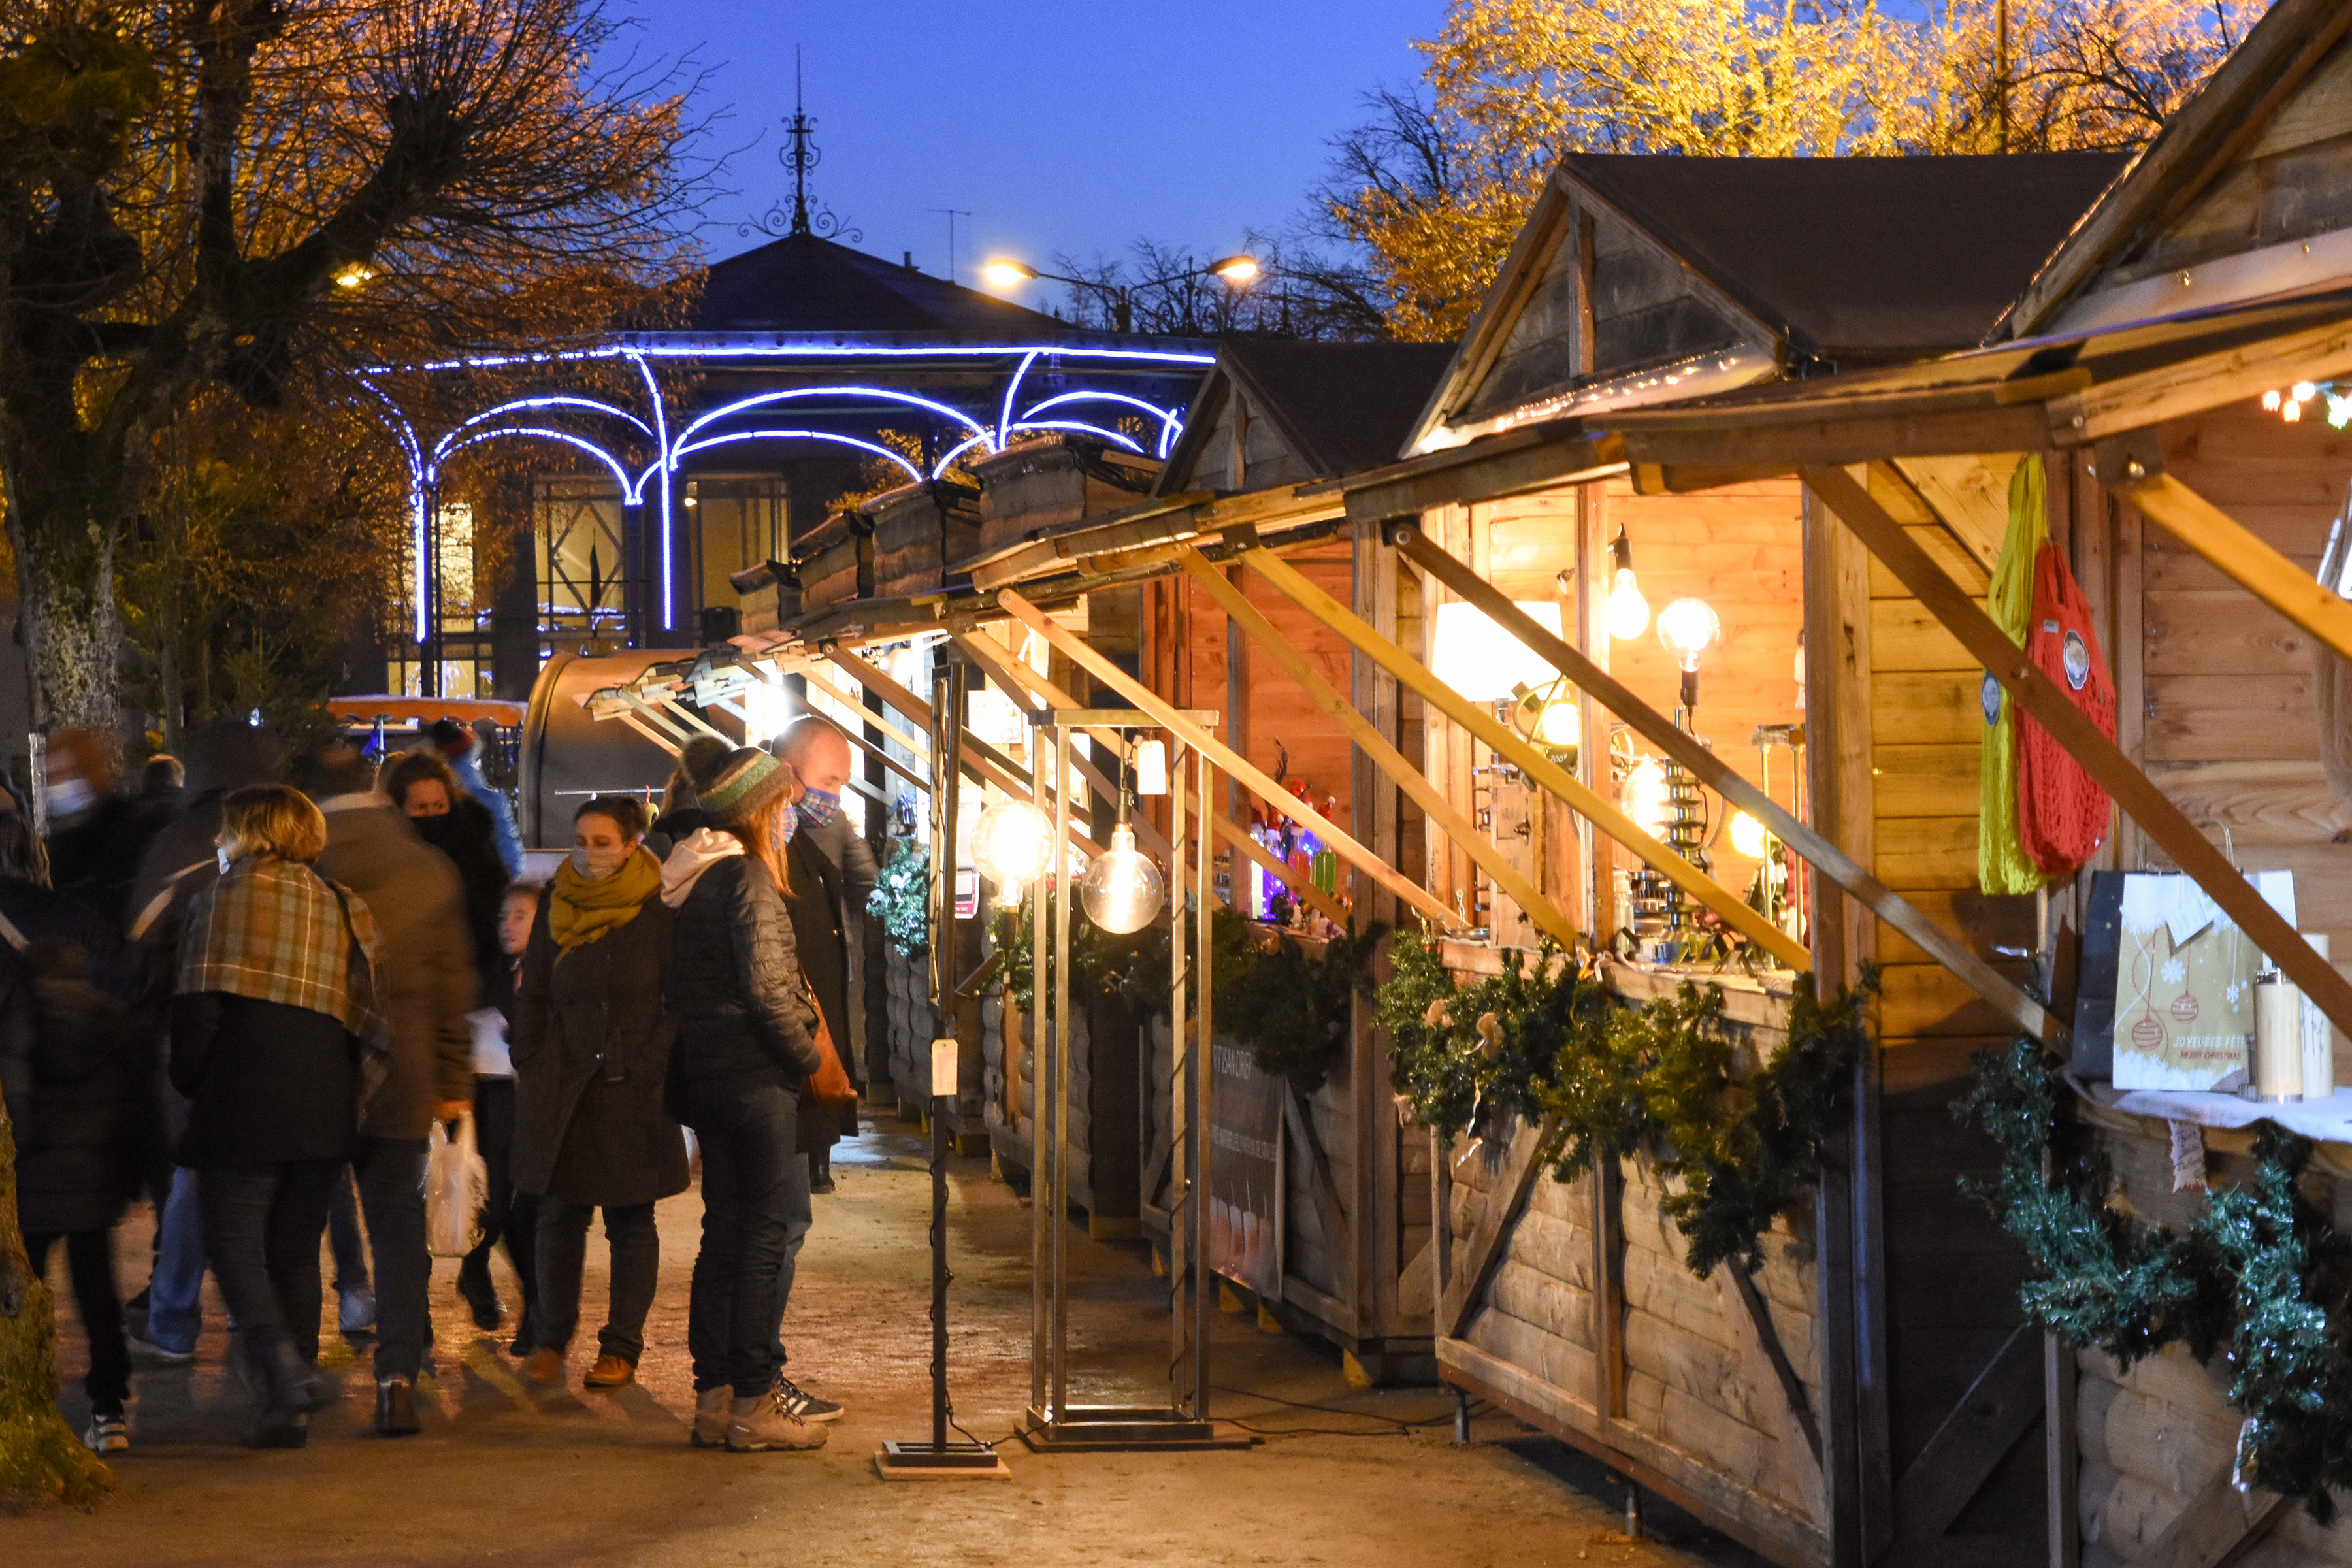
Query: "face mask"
774 802 799 847
572 843 628 881
798 787 840 830
47 777 94 818
217 845 233 874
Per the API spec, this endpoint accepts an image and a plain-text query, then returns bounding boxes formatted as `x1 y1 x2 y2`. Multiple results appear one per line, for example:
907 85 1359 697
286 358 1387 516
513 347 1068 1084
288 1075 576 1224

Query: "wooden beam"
2133 1466 2287 1568
1804 464 2352 1041
1727 1267 1825 1470
998 587 1461 931
1344 432 1628 521
794 663 931 755
952 627 1349 927
1177 549 1582 949
1893 1321 2043 1541
1437 1116 1550 1338
2112 466 2352 664
1244 544 1814 968
1395 527 2053 1037
1889 454 2016 573
2048 312 2352 445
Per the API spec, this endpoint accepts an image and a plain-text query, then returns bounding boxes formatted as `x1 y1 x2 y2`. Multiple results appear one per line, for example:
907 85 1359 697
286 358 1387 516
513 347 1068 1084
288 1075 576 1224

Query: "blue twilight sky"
607 1 1445 308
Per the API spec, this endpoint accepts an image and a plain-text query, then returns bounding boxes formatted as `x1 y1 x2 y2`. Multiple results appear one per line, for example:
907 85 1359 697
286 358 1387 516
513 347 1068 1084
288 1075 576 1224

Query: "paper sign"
2113 871 2296 1092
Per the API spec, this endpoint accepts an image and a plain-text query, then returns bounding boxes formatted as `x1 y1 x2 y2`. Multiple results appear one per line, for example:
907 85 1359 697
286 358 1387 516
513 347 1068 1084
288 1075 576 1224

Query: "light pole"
982 253 1260 333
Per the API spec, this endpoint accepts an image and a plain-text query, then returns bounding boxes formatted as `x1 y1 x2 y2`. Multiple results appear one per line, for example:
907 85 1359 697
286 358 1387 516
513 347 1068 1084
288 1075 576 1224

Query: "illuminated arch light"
435 396 654 463
376 342 1218 374
627 351 674 632
1007 420 1145 453
1020 391 1182 455
433 426 643 500
665 429 924 485
676 385 994 449
998 350 1041 448
932 434 992 479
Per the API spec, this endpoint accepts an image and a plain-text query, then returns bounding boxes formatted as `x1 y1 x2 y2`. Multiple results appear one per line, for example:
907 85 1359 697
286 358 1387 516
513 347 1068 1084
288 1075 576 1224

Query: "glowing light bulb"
1656 598 1722 672
983 259 1037 287
2294 382 2319 402
1608 568 1650 640
1534 693 1580 749
1729 811 1776 860
1079 823 1165 934
2286 399 2305 423
972 799 1049 907
1624 757 1671 836
1209 254 1260 284
2263 389 2284 411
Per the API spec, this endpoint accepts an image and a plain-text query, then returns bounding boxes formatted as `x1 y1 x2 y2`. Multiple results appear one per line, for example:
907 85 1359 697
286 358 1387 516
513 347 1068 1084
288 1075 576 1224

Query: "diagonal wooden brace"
1239 544 1813 972
1177 549 1581 949
1806 463 2352 1041
1394 526 2057 1043
996 587 1461 930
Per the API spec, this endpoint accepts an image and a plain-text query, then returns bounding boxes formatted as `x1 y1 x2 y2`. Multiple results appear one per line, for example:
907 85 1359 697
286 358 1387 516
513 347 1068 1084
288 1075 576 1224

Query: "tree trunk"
13 521 122 735
0 1106 112 1508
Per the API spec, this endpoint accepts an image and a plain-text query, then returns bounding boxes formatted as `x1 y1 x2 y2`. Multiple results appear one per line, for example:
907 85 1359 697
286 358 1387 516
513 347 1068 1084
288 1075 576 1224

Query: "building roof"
1560 151 2131 363
1159 339 1460 489
697 231 1067 335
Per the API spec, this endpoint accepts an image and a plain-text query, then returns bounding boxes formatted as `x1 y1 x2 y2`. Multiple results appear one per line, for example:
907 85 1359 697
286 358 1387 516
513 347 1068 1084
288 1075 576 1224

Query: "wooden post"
1241 540 1812 970
1805 463 2352 1039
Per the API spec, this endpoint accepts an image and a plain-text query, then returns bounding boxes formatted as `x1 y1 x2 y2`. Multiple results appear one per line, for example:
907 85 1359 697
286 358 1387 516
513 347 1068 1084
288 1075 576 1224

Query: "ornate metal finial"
740 49 862 243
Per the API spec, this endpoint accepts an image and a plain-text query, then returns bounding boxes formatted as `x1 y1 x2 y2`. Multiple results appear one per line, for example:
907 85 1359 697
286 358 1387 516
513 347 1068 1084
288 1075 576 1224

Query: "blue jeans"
685 1077 810 1397
353 1137 430 1382
146 1167 207 1355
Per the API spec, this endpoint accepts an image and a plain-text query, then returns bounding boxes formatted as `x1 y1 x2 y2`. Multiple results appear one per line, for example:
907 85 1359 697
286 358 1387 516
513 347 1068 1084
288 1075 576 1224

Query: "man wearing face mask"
42 728 147 930
771 719 872 1194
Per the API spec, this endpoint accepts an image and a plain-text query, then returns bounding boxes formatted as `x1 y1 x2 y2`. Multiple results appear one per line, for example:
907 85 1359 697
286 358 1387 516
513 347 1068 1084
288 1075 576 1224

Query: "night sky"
608 1 1443 307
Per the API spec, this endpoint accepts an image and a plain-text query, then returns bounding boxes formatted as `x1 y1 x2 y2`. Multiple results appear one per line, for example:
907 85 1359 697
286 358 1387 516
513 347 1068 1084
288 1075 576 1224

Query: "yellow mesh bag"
1980 459 2053 894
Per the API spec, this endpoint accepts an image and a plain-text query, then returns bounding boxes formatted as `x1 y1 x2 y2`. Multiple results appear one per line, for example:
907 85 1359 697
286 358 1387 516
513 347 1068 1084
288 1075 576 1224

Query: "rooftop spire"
741 48 862 244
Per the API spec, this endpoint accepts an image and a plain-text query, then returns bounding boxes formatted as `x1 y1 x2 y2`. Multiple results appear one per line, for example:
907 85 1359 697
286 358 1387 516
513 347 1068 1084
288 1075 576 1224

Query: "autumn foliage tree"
0 0 702 730
1317 0 2262 339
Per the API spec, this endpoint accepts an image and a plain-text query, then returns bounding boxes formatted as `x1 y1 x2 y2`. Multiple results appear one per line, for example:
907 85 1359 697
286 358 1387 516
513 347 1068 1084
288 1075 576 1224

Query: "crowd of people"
1 713 878 1455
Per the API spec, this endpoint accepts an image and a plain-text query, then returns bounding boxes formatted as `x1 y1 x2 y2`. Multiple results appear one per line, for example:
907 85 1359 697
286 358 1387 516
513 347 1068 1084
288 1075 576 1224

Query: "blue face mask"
798 787 840 830
775 801 799 846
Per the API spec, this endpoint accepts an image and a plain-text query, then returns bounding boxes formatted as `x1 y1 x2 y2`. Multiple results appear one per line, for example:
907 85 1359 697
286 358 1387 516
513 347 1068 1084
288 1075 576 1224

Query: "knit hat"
678 733 734 793
698 746 794 826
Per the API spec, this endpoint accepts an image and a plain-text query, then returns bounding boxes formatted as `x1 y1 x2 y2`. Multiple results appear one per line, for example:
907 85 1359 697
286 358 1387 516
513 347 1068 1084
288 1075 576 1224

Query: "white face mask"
217 845 233 874
48 777 95 818
572 843 627 881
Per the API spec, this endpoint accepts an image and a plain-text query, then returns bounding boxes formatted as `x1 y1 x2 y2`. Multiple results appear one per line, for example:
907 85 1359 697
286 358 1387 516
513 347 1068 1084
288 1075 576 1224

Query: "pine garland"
1957 1037 2352 1518
1376 928 1870 1280
866 841 930 957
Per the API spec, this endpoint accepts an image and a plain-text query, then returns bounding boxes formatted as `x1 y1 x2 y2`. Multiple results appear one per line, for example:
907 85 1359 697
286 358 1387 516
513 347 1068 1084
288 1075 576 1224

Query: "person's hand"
436 1098 472 1123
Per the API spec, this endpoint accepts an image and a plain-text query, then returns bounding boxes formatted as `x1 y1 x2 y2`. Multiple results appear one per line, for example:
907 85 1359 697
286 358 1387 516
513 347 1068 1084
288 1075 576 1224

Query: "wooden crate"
964 435 1160 570
866 479 981 600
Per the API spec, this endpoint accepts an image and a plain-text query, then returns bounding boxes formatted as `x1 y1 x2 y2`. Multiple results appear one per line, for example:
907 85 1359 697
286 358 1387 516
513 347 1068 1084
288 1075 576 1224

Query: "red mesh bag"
2017 541 2116 875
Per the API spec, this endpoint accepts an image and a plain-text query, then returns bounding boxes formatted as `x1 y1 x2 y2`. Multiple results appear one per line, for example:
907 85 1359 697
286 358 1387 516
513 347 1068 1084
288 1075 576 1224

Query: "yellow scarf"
549 845 662 950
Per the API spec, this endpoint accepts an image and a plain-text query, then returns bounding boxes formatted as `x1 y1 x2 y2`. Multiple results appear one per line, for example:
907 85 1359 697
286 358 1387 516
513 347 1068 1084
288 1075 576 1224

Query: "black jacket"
668 856 819 1096
784 833 852 1079
47 796 148 931
412 798 508 1007
510 889 687 1206
169 992 358 1169
0 879 146 1234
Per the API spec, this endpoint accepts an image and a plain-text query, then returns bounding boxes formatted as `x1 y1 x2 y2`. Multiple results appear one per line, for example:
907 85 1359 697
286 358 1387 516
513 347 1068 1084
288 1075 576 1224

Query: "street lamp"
981 253 1261 332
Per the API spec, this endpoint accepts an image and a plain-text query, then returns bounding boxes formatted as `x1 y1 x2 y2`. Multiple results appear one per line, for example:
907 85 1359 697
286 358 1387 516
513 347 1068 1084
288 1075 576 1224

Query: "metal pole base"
873 1440 1014 1481
1019 1405 1254 1453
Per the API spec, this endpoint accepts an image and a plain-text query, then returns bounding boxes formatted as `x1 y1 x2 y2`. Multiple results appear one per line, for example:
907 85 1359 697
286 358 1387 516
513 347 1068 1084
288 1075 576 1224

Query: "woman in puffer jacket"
662 745 838 1454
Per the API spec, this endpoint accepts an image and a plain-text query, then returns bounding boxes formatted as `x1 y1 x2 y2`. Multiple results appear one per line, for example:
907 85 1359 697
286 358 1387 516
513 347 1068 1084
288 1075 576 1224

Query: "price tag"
930 1038 958 1099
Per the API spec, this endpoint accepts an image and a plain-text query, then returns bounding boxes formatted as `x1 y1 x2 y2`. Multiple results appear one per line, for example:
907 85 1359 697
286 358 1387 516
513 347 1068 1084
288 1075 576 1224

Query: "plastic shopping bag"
426 1112 488 1258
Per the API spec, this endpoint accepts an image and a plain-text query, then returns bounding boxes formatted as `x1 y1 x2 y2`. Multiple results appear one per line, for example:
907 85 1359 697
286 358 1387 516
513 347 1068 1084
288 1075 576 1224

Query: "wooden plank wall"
1818 466 2046 1546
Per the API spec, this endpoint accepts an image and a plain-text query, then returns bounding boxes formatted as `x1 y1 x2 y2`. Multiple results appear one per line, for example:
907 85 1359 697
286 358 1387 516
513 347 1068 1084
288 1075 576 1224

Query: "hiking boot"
583 1354 636 1388
83 1413 129 1454
770 1375 843 1424
691 1386 732 1448
374 1377 420 1437
725 1388 828 1452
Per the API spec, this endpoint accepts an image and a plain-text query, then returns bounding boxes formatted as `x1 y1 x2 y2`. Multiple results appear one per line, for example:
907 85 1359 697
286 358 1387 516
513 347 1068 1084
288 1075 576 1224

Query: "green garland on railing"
866 841 930 957
1375 929 1871 1280
1957 1038 2352 1519
994 904 1380 1094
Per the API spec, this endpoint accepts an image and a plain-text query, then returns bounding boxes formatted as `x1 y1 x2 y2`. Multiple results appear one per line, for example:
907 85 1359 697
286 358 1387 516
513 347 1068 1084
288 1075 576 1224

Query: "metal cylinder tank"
518 649 691 848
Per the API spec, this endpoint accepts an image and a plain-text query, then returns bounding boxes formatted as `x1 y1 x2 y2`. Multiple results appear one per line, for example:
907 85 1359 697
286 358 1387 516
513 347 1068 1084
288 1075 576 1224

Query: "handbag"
800 975 859 1111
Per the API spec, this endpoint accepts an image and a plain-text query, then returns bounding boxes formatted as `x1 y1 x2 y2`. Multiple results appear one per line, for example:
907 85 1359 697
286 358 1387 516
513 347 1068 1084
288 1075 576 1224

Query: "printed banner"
1207 1039 1282 1298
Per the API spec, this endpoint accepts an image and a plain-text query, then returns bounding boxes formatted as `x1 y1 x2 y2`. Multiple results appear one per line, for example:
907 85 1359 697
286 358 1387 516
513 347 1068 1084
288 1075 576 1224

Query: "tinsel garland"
996 904 1379 1093
1375 929 1870 1280
866 841 930 958
1957 1038 2352 1518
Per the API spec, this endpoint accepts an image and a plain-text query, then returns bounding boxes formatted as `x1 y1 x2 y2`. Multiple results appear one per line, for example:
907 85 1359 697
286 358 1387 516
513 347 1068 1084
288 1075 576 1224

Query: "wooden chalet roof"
1156 340 1460 494
1406 151 2127 456
2006 0 2352 336
697 231 1065 334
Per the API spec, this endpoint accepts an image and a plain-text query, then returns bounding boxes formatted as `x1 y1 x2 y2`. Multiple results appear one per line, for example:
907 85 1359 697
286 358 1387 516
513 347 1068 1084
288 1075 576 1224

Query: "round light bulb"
1656 597 1721 672
1624 757 1671 836
971 800 1049 907
1729 811 1776 859
1533 693 1580 749
1079 823 1165 934
2294 381 2319 402
1607 568 1650 640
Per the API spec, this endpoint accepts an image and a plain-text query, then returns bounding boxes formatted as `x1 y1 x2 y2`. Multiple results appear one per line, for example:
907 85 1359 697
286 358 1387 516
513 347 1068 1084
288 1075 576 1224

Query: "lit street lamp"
982 253 1260 332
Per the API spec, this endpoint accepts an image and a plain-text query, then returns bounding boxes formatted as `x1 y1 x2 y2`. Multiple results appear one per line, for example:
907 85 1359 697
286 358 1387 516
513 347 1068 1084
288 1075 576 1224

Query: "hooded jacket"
663 831 820 1093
